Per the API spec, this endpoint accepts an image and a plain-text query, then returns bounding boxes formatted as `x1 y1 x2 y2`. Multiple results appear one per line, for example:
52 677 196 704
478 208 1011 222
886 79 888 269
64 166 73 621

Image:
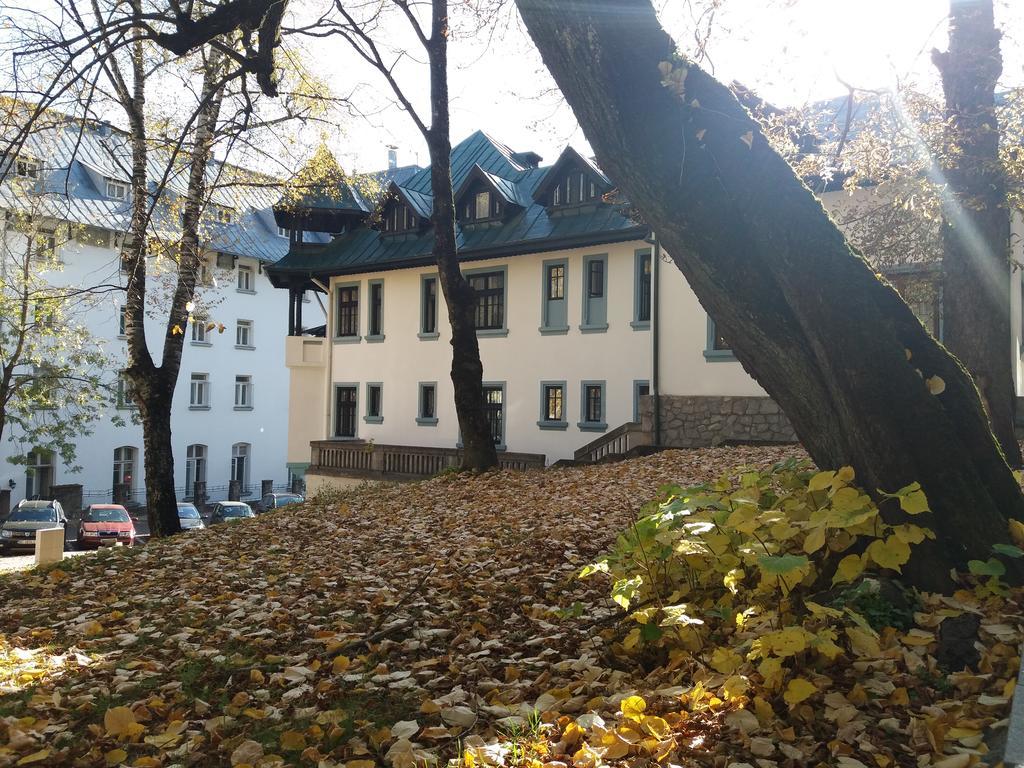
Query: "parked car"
176 502 206 530
208 501 255 524
255 492 305 514
0 500 67 554
77 504 135 549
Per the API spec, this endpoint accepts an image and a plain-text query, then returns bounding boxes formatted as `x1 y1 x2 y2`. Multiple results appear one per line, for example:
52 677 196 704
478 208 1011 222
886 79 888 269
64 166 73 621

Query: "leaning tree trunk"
516 0 1024 588
932 0 1020 467
426 0 498 472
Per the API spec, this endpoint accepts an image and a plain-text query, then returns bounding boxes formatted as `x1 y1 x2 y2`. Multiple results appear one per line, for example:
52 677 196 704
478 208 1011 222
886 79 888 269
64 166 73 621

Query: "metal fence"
77 479 301 511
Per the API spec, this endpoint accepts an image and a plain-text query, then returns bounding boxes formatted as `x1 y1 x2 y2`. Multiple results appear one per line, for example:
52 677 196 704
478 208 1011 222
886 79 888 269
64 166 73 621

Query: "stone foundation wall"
640 395 797 448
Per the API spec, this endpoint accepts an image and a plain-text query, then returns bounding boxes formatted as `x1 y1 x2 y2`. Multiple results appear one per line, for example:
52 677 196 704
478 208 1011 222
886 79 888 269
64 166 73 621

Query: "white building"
0 116 301 509
267 131 1024 492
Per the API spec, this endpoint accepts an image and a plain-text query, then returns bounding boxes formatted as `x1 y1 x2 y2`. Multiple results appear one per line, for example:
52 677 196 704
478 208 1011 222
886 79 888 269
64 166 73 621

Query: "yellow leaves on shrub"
1009 518 1024 547
783 677 817 706
865 536 911 572
620 695 646 721
803 525 826 554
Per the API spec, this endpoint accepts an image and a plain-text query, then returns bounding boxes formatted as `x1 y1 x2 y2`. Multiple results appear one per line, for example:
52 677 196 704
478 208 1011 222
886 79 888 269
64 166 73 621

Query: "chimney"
386 145 398 170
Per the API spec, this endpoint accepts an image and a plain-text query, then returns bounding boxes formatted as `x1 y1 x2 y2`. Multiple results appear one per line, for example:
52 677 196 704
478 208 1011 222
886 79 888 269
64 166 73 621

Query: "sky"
294 0 1024 175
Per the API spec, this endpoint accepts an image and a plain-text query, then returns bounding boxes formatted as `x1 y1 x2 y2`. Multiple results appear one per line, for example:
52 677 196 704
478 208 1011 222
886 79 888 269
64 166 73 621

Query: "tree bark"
515 0 1024 588
932 0 1020 467
426 0 498 471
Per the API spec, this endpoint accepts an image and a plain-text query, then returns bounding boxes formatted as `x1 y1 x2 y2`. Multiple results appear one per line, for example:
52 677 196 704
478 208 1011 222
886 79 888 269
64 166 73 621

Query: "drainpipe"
651 234 662 447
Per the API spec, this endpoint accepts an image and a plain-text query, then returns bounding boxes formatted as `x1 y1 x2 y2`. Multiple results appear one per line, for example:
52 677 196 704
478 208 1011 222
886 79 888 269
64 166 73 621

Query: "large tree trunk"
932 0 1020 467
426 0 498 471
136 377 177 536
515 0 1024 588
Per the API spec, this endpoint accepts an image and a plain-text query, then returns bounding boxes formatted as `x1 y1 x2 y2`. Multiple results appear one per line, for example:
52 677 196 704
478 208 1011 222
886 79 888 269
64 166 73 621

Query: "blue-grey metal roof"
1 116 300 263
268 131 645 283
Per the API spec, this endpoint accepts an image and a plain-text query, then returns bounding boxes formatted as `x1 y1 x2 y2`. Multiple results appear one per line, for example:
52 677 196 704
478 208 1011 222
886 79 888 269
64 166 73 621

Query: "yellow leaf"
106 748 128 766
803 526 826 554
1009 519 1024 546
620 695 646 721
132 759 161 768
104 706 137 737
280 730 306 751
808 471 835 492
347 762 378 768
836 466 855 484
83 620 105 637
709 647 743 675
866 536 911 571
783 678 817 706
758 657 784 691
332 655 351 674
900 487 930 515
722 675 749 700
641 716 671 739
926 375 946 395
16 750 53 766
171 324 182 335
832 554 864 585
846 626 882 658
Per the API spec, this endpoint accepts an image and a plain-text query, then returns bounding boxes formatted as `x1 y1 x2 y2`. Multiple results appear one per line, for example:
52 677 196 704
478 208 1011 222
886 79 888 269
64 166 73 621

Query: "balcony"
285 336 325 367
310 440 545 481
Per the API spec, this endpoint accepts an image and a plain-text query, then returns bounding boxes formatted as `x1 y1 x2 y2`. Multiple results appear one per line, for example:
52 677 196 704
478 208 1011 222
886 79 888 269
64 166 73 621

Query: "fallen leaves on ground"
0 446 1017 768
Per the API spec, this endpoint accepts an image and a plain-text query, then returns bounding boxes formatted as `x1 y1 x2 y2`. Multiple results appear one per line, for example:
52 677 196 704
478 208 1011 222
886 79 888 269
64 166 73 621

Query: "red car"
77 504 136 549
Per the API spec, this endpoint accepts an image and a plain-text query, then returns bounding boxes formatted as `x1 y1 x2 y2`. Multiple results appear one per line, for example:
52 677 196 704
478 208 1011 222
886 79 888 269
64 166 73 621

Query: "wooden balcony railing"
573 422 653 464
310 440 545 480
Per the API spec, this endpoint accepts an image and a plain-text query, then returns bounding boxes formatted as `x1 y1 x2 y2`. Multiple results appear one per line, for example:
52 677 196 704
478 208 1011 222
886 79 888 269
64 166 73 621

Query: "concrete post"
261 479 273 497
228 480 240 501
290 475 303 494
35 527 64 566
193 481 207 511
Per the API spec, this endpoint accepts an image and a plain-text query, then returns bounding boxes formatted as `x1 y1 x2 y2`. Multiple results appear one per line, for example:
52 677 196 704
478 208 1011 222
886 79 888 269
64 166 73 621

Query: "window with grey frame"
366 383 383 422
421 277 438 335
581 255 607 329
579 381 607 430
334 385 358 437
539 382 566 428
469 271 504 330
483 385 504 446
335 286 359 338
368 282 384 337
635 251 652 324
542 261 567 331
418 383 437 422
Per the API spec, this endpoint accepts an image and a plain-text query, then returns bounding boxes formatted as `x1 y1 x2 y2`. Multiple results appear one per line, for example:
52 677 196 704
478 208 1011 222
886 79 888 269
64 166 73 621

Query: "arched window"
25 449 53 500
112 446 137 500
185 444 207 498
231 443 251 493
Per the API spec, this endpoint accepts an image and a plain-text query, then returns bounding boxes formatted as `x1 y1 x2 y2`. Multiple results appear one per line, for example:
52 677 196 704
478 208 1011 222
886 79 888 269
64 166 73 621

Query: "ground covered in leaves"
0 446 1019 768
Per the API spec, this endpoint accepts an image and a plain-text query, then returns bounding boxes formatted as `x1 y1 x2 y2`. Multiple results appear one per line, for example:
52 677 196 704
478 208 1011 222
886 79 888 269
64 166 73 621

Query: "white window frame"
236 319 253 348
105 178 128 200
237 264 254 292
189 373 210 408
234 375 253 409
191 318 209 344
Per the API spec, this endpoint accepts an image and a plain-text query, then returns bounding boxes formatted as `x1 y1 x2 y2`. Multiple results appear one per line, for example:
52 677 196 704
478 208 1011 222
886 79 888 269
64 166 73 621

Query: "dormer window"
475 192 490 219
15 156 39 179
381 202 418 233
215 206 235 224
105 178 128 200
550 170 599 207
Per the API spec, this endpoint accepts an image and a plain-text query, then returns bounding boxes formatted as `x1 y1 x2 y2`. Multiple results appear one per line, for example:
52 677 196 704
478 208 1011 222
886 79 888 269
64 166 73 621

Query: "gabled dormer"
274 145 373 241
377 182 431 236
454 164 525 225
532 146 613 209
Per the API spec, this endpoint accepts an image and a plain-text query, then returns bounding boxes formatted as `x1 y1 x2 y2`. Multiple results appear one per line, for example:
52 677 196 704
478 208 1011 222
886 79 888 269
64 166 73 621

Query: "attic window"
14 156 39 179
105 178 128 200
475 192 490 220
550 170 599 207
382 203 418 233
215 206 235 224
462 187 503 222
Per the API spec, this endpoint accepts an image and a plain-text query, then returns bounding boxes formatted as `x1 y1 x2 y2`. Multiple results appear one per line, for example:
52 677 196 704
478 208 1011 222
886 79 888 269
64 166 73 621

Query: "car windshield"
84 508 130 522
178 505 200 519
8 507 56 522
222 505 253 517
276 495 303 505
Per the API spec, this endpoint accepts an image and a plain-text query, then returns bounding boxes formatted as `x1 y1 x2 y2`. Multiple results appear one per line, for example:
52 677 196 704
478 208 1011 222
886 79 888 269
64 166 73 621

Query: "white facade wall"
0 230 291 506
297 239 773 463
290 188 1024 467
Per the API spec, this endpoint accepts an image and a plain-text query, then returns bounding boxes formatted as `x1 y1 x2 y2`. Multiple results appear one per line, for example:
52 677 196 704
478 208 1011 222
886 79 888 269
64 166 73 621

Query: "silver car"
0 500 67 554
